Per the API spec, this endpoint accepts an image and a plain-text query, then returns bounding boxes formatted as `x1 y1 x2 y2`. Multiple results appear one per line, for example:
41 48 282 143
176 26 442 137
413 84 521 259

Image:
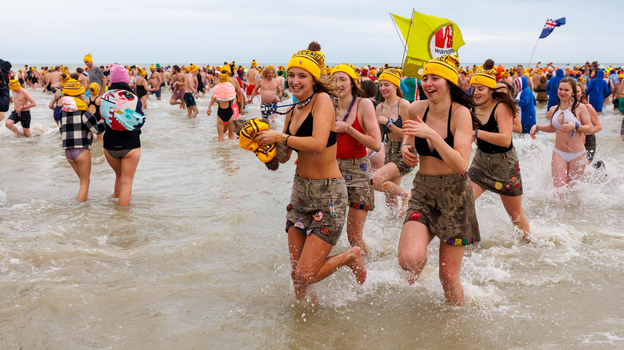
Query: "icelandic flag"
539 18 566 39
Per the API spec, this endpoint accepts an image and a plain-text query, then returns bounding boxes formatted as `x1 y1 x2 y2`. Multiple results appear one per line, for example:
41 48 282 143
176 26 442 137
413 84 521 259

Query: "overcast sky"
5 0 622 67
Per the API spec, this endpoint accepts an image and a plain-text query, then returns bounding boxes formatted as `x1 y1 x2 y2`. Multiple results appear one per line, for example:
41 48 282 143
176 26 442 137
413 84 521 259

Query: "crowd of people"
0 46 622 306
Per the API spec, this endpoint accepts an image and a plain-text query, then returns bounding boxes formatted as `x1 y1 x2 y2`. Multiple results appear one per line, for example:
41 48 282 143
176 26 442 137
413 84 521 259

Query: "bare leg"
398 221 434 284
22 127 31 138
373 162 409 212
191 106 199 118
104 150 122 199
226 121 235 140
438 243 466 306
346 207 370 255
5 119 21 136
72 150 92 202
216 118 226 142
117 149 141 206
500 194 531 243
551 152 568 188
567 153 587 187
471 182 487 200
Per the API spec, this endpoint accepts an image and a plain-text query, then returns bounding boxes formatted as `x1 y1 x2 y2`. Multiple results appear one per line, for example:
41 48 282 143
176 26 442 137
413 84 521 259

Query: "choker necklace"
296 93 315 109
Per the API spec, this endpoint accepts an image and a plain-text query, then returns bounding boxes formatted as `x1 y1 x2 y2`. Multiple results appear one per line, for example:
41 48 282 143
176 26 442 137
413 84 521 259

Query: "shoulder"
408 100 428 115
399 99 411 108
575 103 588 113
358 97 374 110
495 101 513 115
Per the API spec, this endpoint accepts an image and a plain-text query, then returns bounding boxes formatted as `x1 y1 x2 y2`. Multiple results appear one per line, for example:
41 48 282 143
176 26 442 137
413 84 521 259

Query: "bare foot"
407 248 430 285
522 233 532 244
347 247 367 285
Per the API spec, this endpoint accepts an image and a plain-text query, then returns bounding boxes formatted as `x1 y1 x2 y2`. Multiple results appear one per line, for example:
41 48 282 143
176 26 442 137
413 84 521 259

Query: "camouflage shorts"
404 172 480 246
385 140 414 176
338 157 375 211
468 149 523 197
285 175 347 246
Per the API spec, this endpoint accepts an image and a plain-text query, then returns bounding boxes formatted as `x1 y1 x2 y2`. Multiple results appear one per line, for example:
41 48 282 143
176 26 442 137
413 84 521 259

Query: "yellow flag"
392 11 465 78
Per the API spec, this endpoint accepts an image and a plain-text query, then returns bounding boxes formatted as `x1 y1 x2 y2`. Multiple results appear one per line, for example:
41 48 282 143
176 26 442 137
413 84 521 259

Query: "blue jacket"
545 69 564 110
516 76 536 133
586 70 611 112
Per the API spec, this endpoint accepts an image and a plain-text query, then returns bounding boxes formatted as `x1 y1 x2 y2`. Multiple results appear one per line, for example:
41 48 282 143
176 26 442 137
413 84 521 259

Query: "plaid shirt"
59 109 106 149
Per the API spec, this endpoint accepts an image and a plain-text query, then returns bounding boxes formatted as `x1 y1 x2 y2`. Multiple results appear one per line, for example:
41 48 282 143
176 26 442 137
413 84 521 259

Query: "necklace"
337 96 357 122
296 93 315 109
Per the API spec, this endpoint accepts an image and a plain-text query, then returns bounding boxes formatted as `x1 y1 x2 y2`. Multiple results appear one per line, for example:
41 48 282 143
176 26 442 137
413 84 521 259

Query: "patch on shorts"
445 237 475 246
515 183 520 189
511 177 517 183
505 183 512 191
360 163 367 171
370 179 374 185
294 222 304 229
410 212 421 220
287 204 293 211
345 175 353 181
347 200 370 211
494 182 503 190
518 164 521 172
313 211 324 222
320 228 329 236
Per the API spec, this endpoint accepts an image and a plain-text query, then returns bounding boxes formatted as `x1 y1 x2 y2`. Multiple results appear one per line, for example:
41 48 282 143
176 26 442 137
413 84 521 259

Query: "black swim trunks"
8 110 31 129
184 92 196 107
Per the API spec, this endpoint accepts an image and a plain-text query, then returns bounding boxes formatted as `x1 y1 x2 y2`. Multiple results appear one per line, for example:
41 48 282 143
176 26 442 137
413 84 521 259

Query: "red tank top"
337 101 367 159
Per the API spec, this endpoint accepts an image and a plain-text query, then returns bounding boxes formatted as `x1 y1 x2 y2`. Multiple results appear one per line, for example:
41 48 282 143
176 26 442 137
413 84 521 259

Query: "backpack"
100 88 145 131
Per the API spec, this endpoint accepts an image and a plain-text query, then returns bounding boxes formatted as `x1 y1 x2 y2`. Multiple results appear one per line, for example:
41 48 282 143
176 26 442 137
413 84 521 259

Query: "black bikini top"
379 101 403 134
414 104 454 160
285 101 337 152
475 102 513 154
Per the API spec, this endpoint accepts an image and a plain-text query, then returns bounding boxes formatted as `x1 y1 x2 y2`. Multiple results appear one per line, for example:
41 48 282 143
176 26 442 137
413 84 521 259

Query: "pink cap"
110 64 129 83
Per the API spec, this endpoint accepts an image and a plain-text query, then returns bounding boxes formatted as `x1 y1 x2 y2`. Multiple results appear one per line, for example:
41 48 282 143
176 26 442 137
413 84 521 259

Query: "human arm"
18 92 37 112
474 103 513 148
512 114 522 133
248 83 260 103
207 96 215 115
559 104 593 134
530 108 556 139
255 93 335 154
585 104 601 135
48 91 59 110
82 110 106 134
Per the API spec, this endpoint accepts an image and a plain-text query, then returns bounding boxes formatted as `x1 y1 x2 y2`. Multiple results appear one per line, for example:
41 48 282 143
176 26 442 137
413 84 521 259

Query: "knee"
293 268 314 284
439 266 460 287
398 250 424 272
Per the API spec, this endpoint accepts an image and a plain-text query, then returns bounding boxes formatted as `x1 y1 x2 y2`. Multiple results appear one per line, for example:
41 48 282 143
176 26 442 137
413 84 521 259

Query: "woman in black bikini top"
253 44 366 307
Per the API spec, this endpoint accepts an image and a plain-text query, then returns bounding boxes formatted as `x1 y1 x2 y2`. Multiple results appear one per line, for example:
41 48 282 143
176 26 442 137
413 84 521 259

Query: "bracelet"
385 119 393 127
346 125 351 133
401 143 411 149
474 129 478 138
571 122 579 138
282 134 289 146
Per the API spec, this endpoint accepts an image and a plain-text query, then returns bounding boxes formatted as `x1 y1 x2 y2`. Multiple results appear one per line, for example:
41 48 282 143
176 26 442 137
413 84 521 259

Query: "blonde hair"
261 64 276 78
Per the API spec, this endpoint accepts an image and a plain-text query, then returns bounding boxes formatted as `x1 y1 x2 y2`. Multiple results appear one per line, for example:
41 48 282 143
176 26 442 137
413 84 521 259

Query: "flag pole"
527 19 545 68
390 13 406 51
400 8 415 69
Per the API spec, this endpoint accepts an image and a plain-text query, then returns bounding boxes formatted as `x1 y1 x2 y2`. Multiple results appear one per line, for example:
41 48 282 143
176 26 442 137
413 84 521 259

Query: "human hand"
377 115 389 125
335 121 350 133
16 105 22 113
402 115 431 138
401 144 419 167
530 125 538 140
560 122 576 133
254 130 281 147
207 108 212 116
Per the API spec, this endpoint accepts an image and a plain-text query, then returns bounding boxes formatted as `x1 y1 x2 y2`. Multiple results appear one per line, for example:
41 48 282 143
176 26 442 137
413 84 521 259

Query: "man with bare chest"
149 65 163 100
6 79 36 137
246 60 259 102
184 65 199 117
170 65 186 109
42 66 62 93
250 65 282 122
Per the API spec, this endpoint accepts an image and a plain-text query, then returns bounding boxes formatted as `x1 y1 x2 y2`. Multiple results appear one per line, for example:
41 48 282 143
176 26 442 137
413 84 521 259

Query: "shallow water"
1 87 624 349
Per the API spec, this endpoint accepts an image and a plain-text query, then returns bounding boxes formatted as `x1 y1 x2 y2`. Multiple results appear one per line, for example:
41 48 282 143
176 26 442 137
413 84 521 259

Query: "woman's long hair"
448 82 481 128
554 77 580 116
490 87 519 119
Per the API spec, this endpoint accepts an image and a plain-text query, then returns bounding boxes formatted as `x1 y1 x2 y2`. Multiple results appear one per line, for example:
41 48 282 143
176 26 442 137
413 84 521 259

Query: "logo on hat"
429 25 456 57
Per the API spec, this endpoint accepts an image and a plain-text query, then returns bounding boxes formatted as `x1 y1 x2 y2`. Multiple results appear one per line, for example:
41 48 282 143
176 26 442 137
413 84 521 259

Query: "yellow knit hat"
218 73 230 83
150 65 155 70
89 82 100 96
330 63 359 81
138 68 146 76
502 71 510 77
63 79 85 96
188 65 199 73
379 67 402 88
422 55 460 85
220 65 231 74
286 49 325 80
470 68 497 89
61 74 71 87
9 79 21 91
84 53 93 63
251 60 257 68
239 118 278 163
619 74 624 79
578 77 585 83
18 69 23 73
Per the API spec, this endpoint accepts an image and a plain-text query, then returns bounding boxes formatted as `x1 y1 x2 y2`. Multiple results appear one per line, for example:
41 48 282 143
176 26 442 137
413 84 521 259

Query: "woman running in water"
86 83 104 142
469 66 531 243
372 68 412 213
398 55 481 306
207 67 237 142
101 65 146 206
331 63 382 254
530 78 592 188
253 43 366 307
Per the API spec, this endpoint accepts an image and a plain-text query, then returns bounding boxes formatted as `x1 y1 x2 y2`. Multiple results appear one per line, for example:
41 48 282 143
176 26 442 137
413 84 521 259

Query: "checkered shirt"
59 109 106 149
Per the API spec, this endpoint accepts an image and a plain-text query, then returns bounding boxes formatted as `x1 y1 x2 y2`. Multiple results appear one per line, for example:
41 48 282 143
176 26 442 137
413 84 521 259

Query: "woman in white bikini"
530 78 592 188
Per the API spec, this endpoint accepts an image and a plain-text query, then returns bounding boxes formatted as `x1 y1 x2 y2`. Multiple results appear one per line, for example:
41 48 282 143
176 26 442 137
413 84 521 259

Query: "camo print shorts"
338 157 375 211
285 175 347 246
385 140 414 176
468 149 523 197
404 172 480 246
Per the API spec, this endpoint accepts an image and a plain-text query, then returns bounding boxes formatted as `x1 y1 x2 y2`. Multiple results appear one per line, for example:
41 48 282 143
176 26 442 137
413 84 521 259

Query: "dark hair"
483 59 495 70
307 41 321 51
491 87 519 119
173 65 180 73
555 77 580 116
448 82 481 129
70 73 80 80
76 67 84 74
360 80 377 99
497 80 515 96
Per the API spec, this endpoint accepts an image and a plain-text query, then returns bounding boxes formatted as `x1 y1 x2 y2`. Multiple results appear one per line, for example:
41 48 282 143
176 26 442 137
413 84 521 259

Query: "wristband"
401 143 410 149
571 122 579 138
474 129 478 138
282 134 289 146
385 119 393 127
